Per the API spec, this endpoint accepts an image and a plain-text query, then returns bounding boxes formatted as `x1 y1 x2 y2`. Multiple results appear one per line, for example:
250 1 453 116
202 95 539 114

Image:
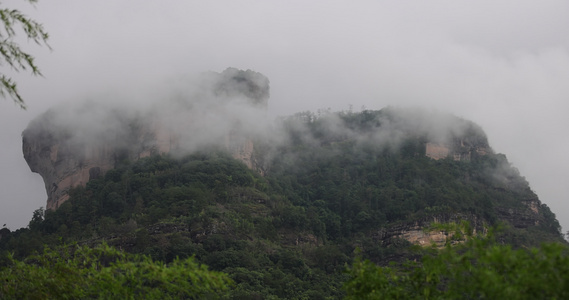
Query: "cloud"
23 68 271 159
1 1 569 233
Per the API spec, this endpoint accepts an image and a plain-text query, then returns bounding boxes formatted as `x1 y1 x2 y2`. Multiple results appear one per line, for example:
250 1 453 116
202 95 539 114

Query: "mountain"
5 69 564 298
22 68 269 210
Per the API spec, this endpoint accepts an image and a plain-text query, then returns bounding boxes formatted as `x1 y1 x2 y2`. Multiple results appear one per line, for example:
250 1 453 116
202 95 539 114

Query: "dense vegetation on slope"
0 108 564 298
264 109 561 244
345 224 569 299
1 243 232 299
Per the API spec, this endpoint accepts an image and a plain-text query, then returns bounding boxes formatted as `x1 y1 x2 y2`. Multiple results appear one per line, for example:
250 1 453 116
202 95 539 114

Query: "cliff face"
425 125 491 161
23 68 270 210
22 134 117 210
376 200 544 247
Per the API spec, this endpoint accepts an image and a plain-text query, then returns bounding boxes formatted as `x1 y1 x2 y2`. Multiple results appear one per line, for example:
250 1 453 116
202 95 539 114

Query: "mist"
1 1 568 233
23 68 270 158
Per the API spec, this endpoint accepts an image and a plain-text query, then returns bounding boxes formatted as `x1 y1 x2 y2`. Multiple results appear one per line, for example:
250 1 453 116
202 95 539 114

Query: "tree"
27 207 44 231
0 0 49 109
344 226 569 299
0 243 233 299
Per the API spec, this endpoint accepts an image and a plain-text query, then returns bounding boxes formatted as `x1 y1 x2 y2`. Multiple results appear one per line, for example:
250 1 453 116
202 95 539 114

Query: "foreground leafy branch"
0 0 50 109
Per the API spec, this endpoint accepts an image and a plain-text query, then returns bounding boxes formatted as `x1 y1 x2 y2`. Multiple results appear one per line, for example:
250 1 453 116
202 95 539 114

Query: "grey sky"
1 1 569 232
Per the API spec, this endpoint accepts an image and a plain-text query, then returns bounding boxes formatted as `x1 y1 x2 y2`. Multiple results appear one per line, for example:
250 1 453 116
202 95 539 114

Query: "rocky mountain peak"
22 68 270 210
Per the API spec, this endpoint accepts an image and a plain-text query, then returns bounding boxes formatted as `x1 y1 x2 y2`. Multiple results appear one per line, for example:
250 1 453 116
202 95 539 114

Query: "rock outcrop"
426 136 491 161
376 199 546 247
375 214 485 248
23 68 270 210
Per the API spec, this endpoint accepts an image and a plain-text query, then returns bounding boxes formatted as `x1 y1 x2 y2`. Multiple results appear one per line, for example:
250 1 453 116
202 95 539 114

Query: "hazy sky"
1 1 569 232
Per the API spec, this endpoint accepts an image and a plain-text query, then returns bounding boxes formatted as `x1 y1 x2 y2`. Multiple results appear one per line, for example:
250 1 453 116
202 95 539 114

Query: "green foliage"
0 0 50 109
0 243 232 299
345 229 569 299
267 110 562 243
2 109 565 298
27 207 44 231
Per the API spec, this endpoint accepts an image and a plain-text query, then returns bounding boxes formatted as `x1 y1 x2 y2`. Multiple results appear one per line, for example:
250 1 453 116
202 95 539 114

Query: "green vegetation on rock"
1 108 565 298
345 226 569 299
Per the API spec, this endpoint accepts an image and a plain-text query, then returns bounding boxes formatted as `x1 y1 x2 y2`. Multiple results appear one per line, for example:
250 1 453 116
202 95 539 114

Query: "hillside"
2 105 564 298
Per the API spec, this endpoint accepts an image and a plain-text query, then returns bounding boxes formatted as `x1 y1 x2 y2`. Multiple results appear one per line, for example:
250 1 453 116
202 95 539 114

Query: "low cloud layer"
23 68 270 160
